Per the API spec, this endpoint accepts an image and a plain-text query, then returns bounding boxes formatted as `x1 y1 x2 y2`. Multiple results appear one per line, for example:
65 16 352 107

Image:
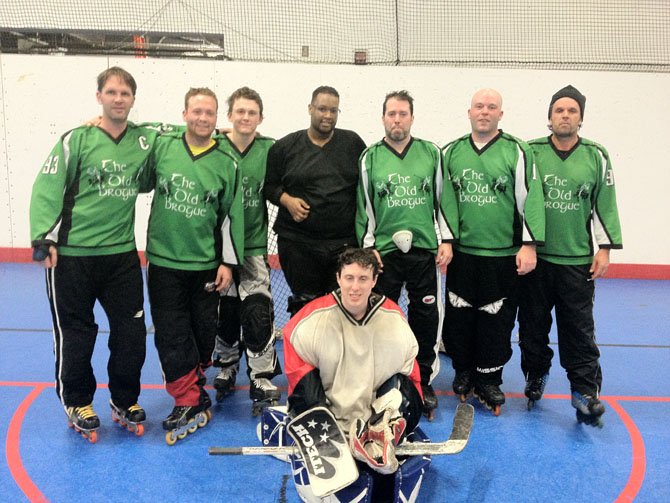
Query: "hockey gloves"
349 389 407 475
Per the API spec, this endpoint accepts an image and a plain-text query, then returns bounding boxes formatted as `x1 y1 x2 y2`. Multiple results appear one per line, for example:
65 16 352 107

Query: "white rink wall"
0 54 668 265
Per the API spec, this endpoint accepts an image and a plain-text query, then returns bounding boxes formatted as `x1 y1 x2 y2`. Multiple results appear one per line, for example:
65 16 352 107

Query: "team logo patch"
422 295 436 305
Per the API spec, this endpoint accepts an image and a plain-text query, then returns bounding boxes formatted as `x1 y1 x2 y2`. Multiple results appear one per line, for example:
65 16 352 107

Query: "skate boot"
452 370 474 402
421 383 438 421
213 366 237 402
525 373 549 410
250 377 281 417
571 391 605 428
65 404 100 443
474 383 505 416
163 392 213 446
110 400 146 436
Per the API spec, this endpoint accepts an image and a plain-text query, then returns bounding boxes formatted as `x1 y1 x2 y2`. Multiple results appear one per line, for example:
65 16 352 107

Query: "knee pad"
241 293 273 353
218 295 241 342
287 293 318 317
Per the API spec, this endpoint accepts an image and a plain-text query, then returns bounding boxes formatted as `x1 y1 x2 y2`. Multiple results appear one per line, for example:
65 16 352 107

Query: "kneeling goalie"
282 247 428 501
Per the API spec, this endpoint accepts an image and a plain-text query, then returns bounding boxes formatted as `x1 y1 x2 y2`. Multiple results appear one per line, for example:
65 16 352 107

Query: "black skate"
571 391 605 428
525 373 549 410
452 370 474 402
110 400 146 436
250 378 281 417
163 392 212 445
421 383 438 421
65 404 100 443
214 366 237 402
474 383 505 416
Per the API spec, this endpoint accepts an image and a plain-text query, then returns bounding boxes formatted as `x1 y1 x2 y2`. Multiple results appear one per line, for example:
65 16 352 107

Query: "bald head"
468 88 504 141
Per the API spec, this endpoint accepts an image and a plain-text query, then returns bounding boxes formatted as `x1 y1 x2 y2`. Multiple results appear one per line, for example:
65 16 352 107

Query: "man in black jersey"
264 86 366 317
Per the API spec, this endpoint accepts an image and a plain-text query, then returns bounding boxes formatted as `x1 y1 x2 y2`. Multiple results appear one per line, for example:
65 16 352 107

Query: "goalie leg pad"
392 427 432 503
256 405 292 462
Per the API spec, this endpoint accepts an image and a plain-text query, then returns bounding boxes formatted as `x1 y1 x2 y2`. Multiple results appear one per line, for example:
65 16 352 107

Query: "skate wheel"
134 423 145 437
188 423 199 434
527 400 534 411
88 430 98 444
205 409 213 420
112 415 119 424
177 431 188 440
197 413 209 428
493 405 501 417
165 431 177 446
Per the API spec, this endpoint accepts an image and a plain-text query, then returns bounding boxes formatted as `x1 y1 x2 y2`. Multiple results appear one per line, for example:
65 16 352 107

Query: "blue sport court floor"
0 262 668 502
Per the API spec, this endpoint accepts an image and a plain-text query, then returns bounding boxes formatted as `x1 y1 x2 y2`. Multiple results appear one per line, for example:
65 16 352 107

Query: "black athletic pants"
518 258 602 395
443 251 518 386
46 251 146 409
375 249 442 386
277 236 356 316
147 263 218 406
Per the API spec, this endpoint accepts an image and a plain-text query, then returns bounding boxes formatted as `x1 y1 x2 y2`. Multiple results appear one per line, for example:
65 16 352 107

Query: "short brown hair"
383 90 414 115
97 66 137 96
184 87 218 110
227 86 263 116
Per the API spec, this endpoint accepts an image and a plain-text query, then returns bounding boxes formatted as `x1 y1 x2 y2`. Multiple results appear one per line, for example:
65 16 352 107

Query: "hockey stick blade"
209 403 474 457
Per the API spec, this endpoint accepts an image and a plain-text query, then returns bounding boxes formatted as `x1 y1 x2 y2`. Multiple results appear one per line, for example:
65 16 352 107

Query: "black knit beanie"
548 85 586 119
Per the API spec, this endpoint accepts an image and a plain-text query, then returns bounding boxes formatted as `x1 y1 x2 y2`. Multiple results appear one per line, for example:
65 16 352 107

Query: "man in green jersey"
356 90 459 420
518 85 622 427
442 88 545 415
143 87 244 443
29 67 159 441
211 87 282 414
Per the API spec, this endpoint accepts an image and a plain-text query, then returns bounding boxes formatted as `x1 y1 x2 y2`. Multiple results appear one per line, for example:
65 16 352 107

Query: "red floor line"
607 398 646 503
6 384 49 503
1 381 668 403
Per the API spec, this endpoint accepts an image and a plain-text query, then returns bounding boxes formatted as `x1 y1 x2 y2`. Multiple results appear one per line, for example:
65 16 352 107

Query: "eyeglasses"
313 106 340 115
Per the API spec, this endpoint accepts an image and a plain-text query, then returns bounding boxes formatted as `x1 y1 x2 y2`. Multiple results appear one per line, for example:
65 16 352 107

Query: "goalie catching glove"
349 388 407 475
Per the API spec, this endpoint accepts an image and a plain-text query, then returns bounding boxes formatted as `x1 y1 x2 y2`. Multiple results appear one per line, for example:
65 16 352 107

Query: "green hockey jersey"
144 132 244 270
218 135 274 257
442 130 545 257
356 138 459 256
30 123 165 256
529 136 622 265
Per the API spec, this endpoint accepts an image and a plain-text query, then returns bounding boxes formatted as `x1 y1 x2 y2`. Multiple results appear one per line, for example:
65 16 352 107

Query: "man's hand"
84 115 103 127
436 243 453 267
589 248 610 280
280 193 310 222
34 245 58 269
215 264 233 292
516 244 537 275
372 249 384 271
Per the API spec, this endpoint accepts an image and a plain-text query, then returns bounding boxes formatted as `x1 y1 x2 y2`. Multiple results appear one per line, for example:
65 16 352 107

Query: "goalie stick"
209 403 474 457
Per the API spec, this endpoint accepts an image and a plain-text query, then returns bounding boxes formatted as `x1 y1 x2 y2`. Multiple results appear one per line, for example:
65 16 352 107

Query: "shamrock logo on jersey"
376 181 395 199
575 183 591 200
157 176 171 197
418 176 432 194
203 189 219 206
491 175 508 194
86 167 105 188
